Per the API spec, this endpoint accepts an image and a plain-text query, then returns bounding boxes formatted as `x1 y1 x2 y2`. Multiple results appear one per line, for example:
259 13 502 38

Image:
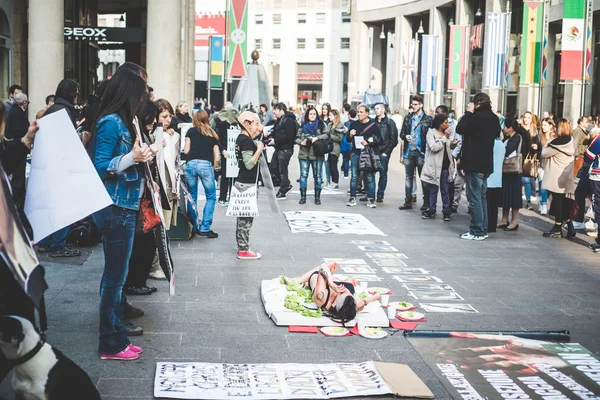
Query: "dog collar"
11 341 45 366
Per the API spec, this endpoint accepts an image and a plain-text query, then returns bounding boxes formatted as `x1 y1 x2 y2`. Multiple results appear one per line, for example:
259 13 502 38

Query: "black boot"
543 224 562 238
314 189 322 205
299 188 307 204
565 221 576 238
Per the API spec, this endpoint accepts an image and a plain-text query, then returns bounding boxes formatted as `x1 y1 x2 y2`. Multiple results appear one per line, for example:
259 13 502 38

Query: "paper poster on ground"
284 211 385 235
24 109 113 243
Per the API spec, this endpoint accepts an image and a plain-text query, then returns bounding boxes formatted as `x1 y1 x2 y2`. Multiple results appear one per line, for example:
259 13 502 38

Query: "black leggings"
549 192 571 223
125 230 157 287
328 154 339 184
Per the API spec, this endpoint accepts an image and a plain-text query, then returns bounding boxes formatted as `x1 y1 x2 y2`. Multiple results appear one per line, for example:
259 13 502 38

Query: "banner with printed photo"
284 211 385 235
408 333 600 400
154 361 429 399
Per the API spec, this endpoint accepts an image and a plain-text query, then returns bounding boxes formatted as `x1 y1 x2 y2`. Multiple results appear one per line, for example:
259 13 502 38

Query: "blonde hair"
193 110 219 140
330 109 341 126
556 118 573 138
176 101 188 113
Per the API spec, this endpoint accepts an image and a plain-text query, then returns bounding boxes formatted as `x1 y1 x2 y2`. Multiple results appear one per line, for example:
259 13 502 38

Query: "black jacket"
5 106 29 140
45 97 77 128
455 105 499 174
83 94 101 133
272 111 298 151
376 115 399 156
346 118 382 155
399 111 433 154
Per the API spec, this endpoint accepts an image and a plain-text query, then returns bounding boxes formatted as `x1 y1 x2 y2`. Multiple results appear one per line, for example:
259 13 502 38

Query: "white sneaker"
149 269 167 280
539 204 548 215
460 232 486 241
330 183 339 190
347 198 357 207
343 176 349 180
585 219 598 231
366 199 376 208
572 221 586 230
586 207 595 219
587 231 598 238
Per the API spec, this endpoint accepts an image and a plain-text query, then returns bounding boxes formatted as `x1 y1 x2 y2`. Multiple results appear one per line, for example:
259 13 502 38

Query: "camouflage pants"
234 182 255 251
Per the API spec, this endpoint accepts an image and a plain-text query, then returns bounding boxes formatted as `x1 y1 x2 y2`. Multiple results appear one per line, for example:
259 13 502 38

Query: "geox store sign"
64 27 107 41
64 27 146 43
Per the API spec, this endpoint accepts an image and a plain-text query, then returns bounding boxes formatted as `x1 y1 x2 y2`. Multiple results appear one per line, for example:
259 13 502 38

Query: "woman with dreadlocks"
285 262 381 324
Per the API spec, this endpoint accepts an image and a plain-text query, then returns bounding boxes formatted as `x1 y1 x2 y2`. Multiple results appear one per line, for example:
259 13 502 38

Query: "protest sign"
283 211 385 235
25 109 112 243
154 361 433 399
226 128 240 178
408 333 600 399
226 185 259 217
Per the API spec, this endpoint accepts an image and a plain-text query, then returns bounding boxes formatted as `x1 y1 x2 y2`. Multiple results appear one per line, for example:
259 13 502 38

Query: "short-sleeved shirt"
235 134 259 184
185 127 218 162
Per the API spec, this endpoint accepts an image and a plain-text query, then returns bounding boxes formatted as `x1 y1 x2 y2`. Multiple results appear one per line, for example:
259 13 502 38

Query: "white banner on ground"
154 361 391 399
283 211 385 235
24 109 113 243
226 128 240 178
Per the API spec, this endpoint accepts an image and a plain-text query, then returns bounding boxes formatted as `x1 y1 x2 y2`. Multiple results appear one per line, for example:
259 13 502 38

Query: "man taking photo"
266 103 297 199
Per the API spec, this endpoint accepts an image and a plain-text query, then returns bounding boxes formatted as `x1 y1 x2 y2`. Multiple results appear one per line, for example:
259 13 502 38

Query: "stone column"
347 20 370 103
146 0 182 104
396 16 414 111
28 0 64 119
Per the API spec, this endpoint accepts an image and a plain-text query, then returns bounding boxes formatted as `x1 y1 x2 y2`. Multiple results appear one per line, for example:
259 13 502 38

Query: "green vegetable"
359 292 367 299
281 277 322 318
280 276 286 284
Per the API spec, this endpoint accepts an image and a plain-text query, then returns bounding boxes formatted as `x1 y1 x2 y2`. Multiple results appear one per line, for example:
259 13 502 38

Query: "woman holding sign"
183 110 220 238
233 111 264 260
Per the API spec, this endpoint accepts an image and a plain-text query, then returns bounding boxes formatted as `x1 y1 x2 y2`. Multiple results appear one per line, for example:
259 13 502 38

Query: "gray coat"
422 129 456 186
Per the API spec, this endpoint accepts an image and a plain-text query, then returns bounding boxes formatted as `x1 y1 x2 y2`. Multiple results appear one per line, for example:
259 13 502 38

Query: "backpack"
66 217 102 247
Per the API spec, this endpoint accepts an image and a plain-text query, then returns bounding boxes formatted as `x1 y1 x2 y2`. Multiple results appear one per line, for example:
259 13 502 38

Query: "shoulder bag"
503 135 523 175
312 132 334 157
522 153 540 177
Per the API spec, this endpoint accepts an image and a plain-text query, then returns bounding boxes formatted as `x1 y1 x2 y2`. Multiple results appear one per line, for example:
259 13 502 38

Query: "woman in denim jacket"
92 69 154 361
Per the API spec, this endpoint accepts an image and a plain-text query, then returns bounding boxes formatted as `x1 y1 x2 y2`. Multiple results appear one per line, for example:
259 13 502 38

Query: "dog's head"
0 316 37 359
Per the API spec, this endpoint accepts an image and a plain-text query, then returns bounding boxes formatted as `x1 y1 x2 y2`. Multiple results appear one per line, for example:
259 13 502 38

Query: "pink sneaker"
128 344 143 354
237 250 262 260
99 347 139 361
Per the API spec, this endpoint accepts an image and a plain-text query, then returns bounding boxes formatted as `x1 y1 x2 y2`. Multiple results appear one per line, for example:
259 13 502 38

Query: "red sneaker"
237 250 262 260
99 347 139 360
128 344 143 354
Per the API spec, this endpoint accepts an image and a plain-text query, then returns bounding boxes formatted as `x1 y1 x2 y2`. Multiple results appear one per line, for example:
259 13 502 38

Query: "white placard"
266 146 275 163
226 128 240 178
179 123 193 152
354 136 365 149
164 130 180 196
25 109 113 243
226 185 258 217
283 211 385 235
154 127 167 194
154 361 392 399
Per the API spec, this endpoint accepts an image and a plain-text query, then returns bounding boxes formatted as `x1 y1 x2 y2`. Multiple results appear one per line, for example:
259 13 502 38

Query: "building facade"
247 0 351 108
1 0 196 119
349 0 599 121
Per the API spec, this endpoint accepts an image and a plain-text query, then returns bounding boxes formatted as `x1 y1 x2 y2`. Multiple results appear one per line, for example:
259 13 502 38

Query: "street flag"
519 2 544 84
469 24 484 50
400 39 417 93
419 35 437 93
448 26 466 90
584 0 593 81
209 36 224 88
560 0 585 80
228 0 248 77
483 12 511 88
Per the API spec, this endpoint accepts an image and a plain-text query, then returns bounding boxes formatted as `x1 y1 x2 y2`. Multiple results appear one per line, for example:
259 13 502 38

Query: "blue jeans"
341 152 350 177
93 205 136 354
538 177 548 204
38 226 70 250
324 156 331 183
429 170 451 214
185 160 217 232
522 176 536 201
465 172 488 236
350 153 375 198
376 154 390 199
299 159 323 190
403 151 428 205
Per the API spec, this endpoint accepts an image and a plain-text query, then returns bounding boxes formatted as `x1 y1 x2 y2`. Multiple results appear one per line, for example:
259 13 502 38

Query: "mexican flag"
560 0 585 80
519 2 544 84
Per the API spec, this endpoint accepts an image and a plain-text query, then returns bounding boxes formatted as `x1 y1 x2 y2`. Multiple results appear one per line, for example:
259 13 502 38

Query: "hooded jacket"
212 109 240 150
272 111 298 151
455 104 499 174
541 136 575 195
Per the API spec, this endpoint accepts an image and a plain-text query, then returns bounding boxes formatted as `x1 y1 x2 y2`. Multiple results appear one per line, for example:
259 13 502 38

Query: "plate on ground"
360 327 388 339
368 287 391 295
397 311 424 321
390 301 415 311
320 327 349 336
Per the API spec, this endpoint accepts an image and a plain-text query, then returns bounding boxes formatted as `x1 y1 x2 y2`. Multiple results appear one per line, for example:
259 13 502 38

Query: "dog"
0 315 101 400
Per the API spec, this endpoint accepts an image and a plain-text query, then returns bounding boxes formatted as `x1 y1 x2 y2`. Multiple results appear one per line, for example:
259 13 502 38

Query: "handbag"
568 197 579 220
312 133 334 157
503 135 523 175
359 146 382 172
522 153 540 177
136 188 162 233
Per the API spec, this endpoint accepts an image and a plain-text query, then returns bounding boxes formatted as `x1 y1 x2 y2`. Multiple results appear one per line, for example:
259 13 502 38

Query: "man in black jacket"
399 95 433 210
371 102 398 203
266 103 297 199
5 92 30 208
456 92 499 241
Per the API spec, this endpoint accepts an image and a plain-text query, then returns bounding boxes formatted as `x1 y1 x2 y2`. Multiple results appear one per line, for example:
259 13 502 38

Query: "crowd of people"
1 62 600 366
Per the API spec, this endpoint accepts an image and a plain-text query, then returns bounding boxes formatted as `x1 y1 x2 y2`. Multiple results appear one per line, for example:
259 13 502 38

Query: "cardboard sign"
226 128 240 178
226 185 258 217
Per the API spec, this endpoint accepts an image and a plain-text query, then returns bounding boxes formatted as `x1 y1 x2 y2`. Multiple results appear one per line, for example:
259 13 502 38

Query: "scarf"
303 119 319 136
